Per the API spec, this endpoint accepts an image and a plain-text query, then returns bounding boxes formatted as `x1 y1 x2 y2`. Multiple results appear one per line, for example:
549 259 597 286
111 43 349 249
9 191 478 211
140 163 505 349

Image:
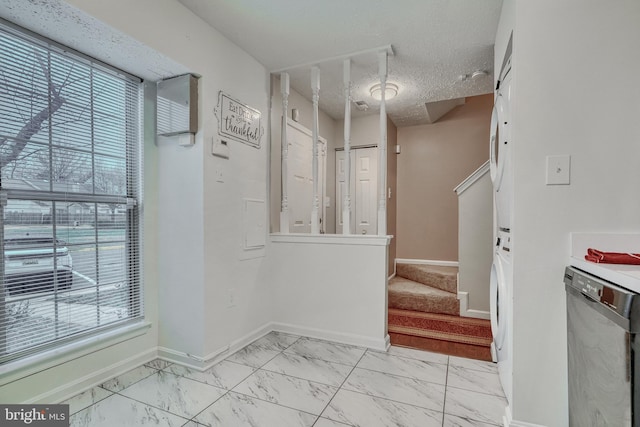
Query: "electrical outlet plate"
546 155 571 185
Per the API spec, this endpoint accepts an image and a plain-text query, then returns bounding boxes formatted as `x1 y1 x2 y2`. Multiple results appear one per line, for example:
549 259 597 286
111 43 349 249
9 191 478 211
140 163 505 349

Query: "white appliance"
490 54 513 232
490 229 513 404
490 41 514 406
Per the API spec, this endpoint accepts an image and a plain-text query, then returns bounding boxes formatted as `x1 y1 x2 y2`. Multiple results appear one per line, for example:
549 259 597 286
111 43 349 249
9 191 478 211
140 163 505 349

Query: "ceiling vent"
354 100 369 111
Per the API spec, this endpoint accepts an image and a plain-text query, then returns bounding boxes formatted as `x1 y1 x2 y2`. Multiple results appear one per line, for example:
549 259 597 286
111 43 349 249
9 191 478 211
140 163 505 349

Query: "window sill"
0 321 152 387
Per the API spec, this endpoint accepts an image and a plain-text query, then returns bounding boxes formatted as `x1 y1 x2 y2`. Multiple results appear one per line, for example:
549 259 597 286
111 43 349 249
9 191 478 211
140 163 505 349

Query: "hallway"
65 332 507 426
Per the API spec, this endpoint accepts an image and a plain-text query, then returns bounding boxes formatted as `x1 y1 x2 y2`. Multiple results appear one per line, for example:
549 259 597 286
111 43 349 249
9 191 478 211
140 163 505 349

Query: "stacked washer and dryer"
489 38 513 406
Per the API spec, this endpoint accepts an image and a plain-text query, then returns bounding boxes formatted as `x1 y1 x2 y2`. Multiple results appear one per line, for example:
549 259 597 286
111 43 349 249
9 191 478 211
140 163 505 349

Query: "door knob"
362 230 367 235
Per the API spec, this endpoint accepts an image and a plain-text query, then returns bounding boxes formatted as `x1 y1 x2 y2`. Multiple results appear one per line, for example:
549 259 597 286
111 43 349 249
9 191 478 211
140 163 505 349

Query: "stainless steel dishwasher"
564 266 640 426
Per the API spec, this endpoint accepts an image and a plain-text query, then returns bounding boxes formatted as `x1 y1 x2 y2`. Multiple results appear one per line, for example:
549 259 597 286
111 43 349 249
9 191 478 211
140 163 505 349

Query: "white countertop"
570 232 640 293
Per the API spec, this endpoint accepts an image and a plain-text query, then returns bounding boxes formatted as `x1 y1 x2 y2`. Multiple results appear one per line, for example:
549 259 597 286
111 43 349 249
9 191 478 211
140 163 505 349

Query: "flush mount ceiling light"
471 70 488 79
458 70 489 82
370 83 398 101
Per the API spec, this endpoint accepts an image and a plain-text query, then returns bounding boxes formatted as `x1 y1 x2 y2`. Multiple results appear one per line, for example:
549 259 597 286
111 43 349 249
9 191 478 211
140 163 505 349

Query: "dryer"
490 45 514 406
490 54 513 232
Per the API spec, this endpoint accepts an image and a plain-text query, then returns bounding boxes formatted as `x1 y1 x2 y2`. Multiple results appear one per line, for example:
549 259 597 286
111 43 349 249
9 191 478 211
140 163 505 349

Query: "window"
0 20 143 365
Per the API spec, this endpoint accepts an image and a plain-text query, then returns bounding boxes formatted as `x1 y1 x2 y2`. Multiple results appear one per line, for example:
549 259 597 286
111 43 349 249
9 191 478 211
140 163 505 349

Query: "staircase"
388 262 492 361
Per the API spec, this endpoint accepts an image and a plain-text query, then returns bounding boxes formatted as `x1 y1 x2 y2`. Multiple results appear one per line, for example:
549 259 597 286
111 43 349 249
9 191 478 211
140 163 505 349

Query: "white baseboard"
396 258 459 267
388 272 396 280
158 323 273 371
504 406 548 427
272 322 389 352
157 345 229 371
458 291 491 320
29 347 157 404
38 322 387 404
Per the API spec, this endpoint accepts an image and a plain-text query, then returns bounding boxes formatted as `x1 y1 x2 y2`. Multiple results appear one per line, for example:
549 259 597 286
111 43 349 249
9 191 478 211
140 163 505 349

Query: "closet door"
354 147 377 235
335 147 377 235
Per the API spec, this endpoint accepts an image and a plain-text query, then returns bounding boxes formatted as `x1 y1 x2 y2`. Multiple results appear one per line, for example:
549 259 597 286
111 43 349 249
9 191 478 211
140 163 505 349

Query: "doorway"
335 146 377 235
286 119 327 233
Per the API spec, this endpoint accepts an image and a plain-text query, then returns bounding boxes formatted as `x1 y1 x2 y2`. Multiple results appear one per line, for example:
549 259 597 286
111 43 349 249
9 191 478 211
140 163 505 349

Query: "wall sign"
215 91 263 149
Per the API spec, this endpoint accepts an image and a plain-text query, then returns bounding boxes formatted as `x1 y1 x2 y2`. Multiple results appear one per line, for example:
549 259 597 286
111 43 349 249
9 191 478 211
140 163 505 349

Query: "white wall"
457 172 492 314
499 1 640 425
269 235 390 350
0 0 273 400
65 0 273 367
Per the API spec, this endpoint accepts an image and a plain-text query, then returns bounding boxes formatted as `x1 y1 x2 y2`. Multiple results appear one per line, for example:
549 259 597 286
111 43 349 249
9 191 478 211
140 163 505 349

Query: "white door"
335 147 377 235
286 120 325 233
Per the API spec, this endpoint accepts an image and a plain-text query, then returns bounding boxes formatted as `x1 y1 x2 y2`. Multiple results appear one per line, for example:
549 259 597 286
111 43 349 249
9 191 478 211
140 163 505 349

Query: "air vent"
354 100 369 111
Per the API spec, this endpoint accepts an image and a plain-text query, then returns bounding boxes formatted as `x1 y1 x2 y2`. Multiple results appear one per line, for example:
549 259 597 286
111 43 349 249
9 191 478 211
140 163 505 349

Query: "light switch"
546 155 571 185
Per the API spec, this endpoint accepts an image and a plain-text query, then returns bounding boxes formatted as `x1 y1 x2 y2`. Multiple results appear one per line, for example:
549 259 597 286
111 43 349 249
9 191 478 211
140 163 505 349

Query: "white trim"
28 347 157 405
271 44 394 73
271 233 391 246
272 322 389 351
388 272 396 281
158 323 273 371
504 406 548 427
395 258 459 267
458 291 491 319
18 322 390 404
157 345 229 371
454 160 490 195
0 321 152 386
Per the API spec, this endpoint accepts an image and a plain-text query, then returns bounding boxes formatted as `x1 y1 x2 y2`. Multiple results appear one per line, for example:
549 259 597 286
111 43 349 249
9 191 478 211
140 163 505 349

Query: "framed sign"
215 91 263 148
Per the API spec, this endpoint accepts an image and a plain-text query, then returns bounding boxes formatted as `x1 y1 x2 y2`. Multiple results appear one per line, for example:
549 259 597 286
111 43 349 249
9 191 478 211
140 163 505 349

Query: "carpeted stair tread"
388 308 492 340
388 308 493 361
396 263 457 294
389 325 492 346
388 276 459 316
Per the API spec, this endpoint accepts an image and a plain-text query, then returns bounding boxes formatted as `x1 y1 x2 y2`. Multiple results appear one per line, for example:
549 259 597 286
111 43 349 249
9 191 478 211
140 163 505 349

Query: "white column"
377 51 388 235
311 66 320 234
279 72 290 233
342 59 352 235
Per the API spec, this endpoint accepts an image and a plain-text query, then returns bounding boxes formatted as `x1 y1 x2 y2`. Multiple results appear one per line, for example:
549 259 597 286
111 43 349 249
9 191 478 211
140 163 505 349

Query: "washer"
490 229 513 405
490 54 513 232
489 45 514 406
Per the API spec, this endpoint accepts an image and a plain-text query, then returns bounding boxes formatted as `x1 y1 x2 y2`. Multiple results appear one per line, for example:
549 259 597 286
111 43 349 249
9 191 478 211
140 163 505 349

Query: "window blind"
0 20 143 365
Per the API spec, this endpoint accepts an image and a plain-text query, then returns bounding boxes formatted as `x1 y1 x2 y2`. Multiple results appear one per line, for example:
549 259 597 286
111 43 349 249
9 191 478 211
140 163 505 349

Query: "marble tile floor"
63 332 507 427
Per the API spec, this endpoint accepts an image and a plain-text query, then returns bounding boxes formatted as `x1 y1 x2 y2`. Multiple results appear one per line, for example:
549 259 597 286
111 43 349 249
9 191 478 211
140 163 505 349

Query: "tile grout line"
309 348 369 427
67 335 506 426
157 335 304 425
187 336 313 425
353 363 448 385
441 358 450 427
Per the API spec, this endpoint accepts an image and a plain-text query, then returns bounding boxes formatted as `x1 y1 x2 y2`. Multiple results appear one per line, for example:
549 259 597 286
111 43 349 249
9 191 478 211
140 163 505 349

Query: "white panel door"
286 120 325 233
335 147 377 235
354 147 377 235
335 150 355 232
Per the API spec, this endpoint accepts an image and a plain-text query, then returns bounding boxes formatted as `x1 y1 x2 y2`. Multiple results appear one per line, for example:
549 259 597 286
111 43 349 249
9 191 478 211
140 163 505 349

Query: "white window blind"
0 20 143 365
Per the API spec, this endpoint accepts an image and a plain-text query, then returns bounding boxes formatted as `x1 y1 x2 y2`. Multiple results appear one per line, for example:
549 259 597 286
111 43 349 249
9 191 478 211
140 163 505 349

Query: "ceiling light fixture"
370 83 398 101
471 70 488 79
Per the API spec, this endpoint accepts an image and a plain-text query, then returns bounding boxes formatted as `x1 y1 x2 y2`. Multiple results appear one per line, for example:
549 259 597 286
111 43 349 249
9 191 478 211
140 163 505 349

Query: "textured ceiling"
179 0 503 126
0 0 189 81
